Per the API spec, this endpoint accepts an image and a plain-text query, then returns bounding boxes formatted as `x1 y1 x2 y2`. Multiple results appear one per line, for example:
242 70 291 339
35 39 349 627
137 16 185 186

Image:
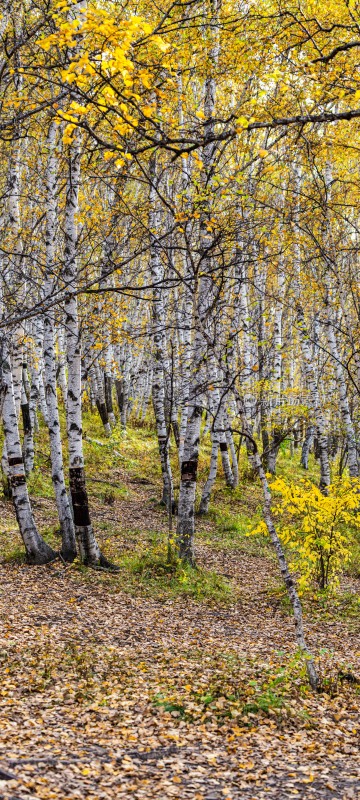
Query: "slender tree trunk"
56 326 68 404
43 119 76 562
176 0 220 562
219 406 235 486
236 395 318 690
324 307 358 476
63 129 111 567
296 307 331 489
224 407 239 486
253 440 318 690
104 371 115 425
89 359 111 435
32 320 49 425
177 74 193 464
293 168 330 490
149 150 174 509
301 425 314 469
21 378 34 476
199 429 219 514
322 163 358 477
0 334 57 564
267 250 285 474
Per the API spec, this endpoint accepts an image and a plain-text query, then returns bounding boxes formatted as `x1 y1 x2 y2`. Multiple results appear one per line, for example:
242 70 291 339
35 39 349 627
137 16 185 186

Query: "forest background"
0 1 360 798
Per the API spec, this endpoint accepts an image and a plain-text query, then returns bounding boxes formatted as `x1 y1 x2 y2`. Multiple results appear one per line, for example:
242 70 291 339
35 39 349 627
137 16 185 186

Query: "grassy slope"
0 410 359 797
1 408 360 602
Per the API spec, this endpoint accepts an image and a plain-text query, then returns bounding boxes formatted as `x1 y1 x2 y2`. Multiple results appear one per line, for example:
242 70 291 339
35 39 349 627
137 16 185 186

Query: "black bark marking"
21 402 32 434
69 467 91 526
10 475 26 487
181 459 198 482
8 456 24 466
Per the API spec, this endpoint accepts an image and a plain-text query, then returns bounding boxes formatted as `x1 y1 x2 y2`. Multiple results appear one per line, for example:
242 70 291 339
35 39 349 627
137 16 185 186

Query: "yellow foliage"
251 478 360 593
273 478 360 592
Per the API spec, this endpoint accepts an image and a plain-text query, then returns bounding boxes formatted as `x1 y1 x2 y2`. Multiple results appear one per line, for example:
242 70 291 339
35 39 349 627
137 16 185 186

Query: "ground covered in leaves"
0 420 359 799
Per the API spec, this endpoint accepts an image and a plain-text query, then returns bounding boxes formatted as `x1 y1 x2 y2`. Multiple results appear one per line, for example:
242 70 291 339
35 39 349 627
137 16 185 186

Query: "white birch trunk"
199 429 219 514
7 144 24 417
177 74 193 463
323 163 358 477
301 424 314 470
63 129 110 567
93 359 111 435
224 407 239 486
234 390 318 690
43 119 76 561
296 308 331 489
21 377 34 476
176 0 220 562
149 151 174 509
293 168 330 489
0 334 56 564
219 405 236 486
267 250 285 474
32 320 49 425
324 305 358 477
56 326 68 404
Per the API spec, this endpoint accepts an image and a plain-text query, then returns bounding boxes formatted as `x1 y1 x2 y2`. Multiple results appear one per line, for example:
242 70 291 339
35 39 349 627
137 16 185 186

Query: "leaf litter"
0 471 359 800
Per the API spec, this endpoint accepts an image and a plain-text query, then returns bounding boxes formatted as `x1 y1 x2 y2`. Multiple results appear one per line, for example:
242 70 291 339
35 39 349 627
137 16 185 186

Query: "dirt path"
0 478 359 799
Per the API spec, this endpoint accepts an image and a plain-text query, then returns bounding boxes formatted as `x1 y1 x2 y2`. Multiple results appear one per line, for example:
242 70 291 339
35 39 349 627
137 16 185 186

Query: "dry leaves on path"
0 475 359 800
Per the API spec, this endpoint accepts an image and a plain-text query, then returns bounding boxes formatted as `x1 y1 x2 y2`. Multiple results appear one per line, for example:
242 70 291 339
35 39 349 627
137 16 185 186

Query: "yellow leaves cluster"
62 123 76 144
265 478 360 593
37 3 170 146
38 4 167 101
236 115 249 129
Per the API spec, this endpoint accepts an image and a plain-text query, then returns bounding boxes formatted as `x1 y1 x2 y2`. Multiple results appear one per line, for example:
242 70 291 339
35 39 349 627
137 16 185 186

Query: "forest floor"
0 417 359 799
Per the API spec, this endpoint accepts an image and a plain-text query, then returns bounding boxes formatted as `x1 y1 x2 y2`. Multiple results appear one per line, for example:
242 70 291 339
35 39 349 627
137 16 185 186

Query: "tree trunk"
199 428 219 514
63 129 112 567
43 119 76 562
297 306 331 490
21 379 34 476
0 334 57 564
149 149 174 510
177 0 220 562
301 425 314 469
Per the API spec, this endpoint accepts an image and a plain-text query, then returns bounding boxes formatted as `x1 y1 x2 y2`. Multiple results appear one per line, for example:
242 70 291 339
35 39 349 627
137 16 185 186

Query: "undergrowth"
0 412 359 615
121 545 235 603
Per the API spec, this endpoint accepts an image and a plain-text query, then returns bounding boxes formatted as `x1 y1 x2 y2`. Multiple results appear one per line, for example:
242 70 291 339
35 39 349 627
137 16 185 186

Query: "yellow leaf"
236 116 249 128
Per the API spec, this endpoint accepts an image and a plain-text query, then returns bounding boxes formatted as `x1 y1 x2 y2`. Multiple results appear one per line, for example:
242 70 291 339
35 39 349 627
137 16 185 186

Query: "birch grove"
2 0 360 687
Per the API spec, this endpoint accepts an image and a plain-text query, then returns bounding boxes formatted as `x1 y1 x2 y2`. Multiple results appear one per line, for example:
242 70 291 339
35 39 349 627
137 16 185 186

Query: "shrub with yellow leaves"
250 478 360 593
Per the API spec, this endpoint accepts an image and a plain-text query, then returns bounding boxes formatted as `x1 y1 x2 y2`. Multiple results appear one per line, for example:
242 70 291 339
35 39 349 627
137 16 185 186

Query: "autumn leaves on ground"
0 416 359 800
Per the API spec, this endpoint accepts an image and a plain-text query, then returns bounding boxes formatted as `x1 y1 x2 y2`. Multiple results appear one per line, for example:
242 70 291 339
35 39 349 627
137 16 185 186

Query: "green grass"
2 543 27 564
345 541 360 579
1 408 359 615
27 464 55 499
200 504 271 557
118 544 235 604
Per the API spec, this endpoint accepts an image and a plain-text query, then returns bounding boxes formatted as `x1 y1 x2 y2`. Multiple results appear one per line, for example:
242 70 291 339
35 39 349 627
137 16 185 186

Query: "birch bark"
267 249 285 474
149 151 174 510
323 164 358 477
63 128 111 566
43 119 76 561
233 391 318 690
21 375 34 476
293 168 331 490
176 0 220 562
0 333 56 564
